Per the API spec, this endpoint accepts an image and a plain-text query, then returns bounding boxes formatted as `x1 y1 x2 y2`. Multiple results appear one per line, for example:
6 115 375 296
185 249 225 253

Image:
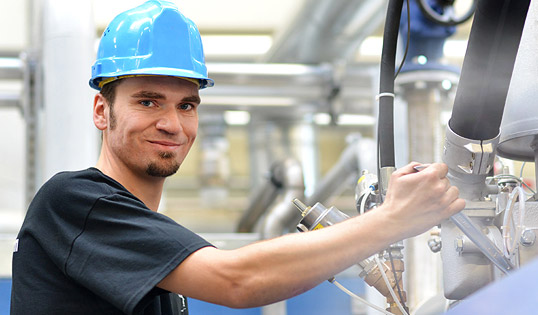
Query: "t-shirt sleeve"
64 193 213 314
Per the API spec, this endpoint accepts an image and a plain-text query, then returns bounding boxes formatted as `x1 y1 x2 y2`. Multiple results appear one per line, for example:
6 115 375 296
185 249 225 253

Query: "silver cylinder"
498 0 538 162
40 0 98 184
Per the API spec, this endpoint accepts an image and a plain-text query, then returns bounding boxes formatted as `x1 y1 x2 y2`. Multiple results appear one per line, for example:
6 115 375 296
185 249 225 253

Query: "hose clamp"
443 124 500 176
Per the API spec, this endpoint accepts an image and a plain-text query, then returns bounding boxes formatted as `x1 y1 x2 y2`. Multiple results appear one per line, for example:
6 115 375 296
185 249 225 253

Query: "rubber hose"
378 0 404 168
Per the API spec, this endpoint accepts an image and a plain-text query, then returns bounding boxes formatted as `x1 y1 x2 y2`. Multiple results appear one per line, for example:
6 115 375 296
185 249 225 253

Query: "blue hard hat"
89 0 214 90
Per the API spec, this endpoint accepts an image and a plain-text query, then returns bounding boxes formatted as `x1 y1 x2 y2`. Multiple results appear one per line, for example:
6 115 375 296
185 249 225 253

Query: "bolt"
292 198 309 216
454 237 464 254
428 238 442 253
520 229 536 247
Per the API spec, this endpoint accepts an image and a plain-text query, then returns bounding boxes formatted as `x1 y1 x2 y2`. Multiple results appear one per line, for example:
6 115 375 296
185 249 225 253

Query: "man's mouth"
148 140 182 150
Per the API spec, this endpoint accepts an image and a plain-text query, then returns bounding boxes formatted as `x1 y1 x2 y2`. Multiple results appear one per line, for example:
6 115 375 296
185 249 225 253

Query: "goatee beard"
145 152 180 177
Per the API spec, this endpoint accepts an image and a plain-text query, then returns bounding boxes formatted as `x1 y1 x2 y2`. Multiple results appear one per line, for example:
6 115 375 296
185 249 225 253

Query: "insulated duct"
448 0 530 141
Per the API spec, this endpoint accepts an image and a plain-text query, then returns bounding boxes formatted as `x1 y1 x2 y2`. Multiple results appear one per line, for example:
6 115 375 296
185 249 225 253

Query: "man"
11 1 465 314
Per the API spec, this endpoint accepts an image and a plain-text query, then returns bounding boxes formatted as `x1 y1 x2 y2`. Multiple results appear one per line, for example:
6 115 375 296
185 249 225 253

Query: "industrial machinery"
291 0 538 313
5 0 537 313
293 198 408 315
440 0 537 302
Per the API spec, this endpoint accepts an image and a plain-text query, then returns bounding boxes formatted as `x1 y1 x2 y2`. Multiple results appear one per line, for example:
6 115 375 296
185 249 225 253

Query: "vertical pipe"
403 87 446 309
533 138 538 200
25 0 43 205
40 0 98 184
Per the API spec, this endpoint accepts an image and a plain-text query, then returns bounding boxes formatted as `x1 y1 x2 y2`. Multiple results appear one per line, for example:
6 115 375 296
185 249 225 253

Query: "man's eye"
180 103 194 111
140 100 154 107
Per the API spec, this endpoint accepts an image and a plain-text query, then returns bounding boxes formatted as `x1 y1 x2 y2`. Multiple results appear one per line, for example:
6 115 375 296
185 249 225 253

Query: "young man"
11 1 465 314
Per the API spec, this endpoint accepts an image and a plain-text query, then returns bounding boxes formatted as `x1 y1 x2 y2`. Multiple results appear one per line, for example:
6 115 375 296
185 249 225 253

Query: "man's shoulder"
49 167 107 184
32 168 130 210
45 168 123 195
26 167 142 226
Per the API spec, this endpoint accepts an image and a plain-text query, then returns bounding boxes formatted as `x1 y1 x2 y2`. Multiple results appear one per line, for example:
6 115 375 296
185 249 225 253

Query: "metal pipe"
40 0 99 183
442 0 529 277
306 136 361 206
236 177 280 233
0 91 20 108
449 0 530 140
262 159 305 238
0 57 23 80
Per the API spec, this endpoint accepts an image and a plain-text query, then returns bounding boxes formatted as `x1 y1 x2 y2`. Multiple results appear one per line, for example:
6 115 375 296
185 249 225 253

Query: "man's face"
100 76 200 178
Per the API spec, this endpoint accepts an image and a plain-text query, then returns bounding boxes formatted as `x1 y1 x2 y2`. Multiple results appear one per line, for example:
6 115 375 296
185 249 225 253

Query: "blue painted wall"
1 278 364 315
0 279 11 315
189 278 364 315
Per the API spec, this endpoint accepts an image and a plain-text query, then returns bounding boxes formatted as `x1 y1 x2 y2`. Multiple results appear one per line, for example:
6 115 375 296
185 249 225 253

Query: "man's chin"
145 162 180 177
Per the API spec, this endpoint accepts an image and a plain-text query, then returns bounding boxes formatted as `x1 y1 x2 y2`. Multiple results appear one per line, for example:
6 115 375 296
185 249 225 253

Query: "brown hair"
99 79 124 130
99 79 123 107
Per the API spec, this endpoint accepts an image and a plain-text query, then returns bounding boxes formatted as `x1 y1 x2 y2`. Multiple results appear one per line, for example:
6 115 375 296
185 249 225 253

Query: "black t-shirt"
11 168 213 315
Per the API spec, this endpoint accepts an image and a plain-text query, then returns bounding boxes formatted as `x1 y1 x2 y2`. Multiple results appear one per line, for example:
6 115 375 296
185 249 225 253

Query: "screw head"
521 229 536 247
454 238 464 253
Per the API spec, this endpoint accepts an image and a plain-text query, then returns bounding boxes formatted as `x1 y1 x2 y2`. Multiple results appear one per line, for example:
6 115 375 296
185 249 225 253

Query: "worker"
10 1 465 314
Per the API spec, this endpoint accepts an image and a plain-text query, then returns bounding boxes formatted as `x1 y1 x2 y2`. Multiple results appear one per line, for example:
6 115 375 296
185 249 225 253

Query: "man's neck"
96 152 165 212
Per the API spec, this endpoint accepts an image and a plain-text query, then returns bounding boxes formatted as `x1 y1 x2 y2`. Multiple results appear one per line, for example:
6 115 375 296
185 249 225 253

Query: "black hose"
378 0 404 168
449 0 530 140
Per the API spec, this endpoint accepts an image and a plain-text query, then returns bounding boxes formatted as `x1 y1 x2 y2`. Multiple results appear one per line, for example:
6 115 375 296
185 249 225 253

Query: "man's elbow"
218 278 265 309
219 277 308 309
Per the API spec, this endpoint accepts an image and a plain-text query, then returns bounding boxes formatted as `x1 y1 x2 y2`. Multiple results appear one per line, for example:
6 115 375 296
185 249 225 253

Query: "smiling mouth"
148 140 182 150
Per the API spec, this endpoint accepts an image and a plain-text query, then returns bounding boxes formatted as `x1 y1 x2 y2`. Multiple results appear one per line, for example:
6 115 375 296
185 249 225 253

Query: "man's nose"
156 108 182 134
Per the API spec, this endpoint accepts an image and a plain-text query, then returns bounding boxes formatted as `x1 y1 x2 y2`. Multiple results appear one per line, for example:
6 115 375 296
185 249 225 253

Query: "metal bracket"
444 124 500 176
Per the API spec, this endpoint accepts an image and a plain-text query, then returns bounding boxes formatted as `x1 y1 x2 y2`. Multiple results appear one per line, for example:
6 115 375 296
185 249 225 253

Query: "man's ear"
93 93 108 131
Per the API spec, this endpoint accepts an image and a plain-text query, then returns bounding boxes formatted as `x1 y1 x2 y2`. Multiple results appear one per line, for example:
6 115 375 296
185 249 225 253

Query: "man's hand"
159 162 465 307
380 162 465 239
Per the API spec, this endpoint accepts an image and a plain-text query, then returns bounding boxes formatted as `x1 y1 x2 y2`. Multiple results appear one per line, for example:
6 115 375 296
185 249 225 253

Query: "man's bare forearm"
158 163 465 308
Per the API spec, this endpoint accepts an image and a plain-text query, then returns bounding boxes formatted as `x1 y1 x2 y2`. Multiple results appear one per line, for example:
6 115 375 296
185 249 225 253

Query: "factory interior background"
1 0 537 314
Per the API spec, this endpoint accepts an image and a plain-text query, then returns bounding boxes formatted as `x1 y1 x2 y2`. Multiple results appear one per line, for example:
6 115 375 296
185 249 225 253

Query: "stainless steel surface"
379 166 395 196
400 82 454 310
444 124 500 201
444 124 499 176
498 0 538 161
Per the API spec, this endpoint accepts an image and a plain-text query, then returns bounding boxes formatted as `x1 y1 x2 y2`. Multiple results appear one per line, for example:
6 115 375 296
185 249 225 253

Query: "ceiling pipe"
263 0 387 64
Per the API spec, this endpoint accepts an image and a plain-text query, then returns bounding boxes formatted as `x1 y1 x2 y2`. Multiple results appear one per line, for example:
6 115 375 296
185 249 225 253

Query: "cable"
518 162 536 194
359 186 374 215
387 250 407 310
491 174 536 195
331 279 395 315
374 256 409 315
521 181 536 195
519 161 526 179
394 0 410 79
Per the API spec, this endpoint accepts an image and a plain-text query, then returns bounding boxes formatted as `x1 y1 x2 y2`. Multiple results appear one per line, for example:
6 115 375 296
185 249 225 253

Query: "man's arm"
157 162 465 308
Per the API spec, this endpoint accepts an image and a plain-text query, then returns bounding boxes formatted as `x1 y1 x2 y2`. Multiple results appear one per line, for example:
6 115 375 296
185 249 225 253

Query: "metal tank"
497 1 538 164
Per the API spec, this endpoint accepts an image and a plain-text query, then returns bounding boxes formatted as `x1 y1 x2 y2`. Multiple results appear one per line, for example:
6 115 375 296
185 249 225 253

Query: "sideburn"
108 103 117 130
100 79 123 130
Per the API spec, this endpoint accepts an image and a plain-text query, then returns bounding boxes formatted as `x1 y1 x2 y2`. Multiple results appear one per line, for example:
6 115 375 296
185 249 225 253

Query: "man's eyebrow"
182 95 201 104
130 91 200 104
131 91 166 99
